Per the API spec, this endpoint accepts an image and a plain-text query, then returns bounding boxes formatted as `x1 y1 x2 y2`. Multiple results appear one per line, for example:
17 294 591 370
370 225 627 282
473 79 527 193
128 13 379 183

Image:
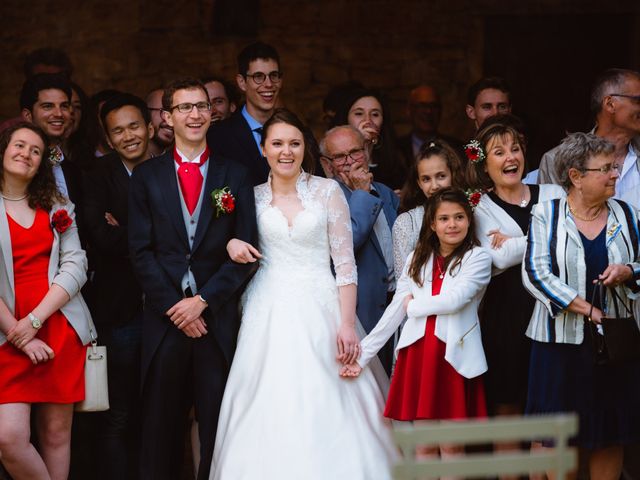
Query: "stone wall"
1 0 638 151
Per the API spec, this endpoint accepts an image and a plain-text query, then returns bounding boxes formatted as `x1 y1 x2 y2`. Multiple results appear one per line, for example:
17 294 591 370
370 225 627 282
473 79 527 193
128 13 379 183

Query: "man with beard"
203 77 238 124
20 73 82 211
146 87 174 157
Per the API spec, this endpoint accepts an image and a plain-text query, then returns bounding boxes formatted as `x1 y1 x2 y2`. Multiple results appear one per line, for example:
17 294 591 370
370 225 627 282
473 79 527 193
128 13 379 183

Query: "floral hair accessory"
464 140 485 164
211 187 235 217
51 209 72 233
464 188 483 210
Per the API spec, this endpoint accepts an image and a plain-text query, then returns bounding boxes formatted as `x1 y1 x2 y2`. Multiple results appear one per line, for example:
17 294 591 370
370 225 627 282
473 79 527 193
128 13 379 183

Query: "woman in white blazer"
341 188 491 458
0 123 94 480
465 115 565 427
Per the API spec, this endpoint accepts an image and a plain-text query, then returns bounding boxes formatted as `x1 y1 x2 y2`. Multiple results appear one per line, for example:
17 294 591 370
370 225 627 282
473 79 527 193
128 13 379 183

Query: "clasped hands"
6 317 54 365
339 293 414 378
167 297 208 338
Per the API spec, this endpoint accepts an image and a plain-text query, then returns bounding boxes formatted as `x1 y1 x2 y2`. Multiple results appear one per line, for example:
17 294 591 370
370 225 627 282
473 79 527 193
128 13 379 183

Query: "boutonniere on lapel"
48 146 63 166
51 209 72 233
211 187 235 217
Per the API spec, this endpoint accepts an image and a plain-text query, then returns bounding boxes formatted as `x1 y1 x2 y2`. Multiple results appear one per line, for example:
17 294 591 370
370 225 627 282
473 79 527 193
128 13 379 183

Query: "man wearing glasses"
539 68 640 209
320 125 399 374
129 78 258 480
207 41 283 185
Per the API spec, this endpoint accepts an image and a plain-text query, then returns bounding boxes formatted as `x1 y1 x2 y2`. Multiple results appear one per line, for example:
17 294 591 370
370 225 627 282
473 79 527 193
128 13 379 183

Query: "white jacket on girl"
359 246 492 379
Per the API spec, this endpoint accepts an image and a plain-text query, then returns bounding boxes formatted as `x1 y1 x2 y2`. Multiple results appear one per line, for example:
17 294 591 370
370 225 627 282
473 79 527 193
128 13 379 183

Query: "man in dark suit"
83 93 154 479
129 78 258 480
320 125 399 373
397 84 463 168
207 42 282 185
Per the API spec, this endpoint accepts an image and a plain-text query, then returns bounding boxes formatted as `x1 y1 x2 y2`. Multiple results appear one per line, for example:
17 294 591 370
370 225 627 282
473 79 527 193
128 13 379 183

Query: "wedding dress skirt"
210 175 396 480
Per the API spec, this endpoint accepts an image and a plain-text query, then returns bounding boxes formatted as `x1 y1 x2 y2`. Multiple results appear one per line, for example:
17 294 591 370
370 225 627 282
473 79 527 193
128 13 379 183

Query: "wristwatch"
28 312 42 330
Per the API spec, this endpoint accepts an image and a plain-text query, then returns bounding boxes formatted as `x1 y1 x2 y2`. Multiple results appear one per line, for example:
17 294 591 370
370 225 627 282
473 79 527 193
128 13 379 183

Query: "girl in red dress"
341 188 492 460
0 122 92 480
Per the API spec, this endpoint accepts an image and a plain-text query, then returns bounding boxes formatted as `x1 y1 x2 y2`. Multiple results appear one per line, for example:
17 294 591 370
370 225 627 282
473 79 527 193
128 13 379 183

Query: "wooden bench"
393 413 578 479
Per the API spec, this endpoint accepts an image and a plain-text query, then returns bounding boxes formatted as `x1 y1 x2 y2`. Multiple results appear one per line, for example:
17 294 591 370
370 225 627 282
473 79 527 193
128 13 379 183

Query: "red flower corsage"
211 187 235 217
51 209 72 233
464 140 486 164
464 188 484 210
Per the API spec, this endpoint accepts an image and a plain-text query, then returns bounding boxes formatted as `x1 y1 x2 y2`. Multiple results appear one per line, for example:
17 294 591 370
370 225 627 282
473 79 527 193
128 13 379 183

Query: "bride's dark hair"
409 188 479 287
261 108 316 175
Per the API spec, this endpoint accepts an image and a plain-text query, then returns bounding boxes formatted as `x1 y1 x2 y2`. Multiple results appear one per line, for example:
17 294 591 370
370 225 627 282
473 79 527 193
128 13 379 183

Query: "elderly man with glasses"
207 41 283 186
539 68 640 210
320 125 399 374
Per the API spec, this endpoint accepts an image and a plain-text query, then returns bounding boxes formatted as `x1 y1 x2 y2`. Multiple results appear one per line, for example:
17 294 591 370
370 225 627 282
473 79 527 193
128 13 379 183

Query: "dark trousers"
139 324 228 480
97 316 142 480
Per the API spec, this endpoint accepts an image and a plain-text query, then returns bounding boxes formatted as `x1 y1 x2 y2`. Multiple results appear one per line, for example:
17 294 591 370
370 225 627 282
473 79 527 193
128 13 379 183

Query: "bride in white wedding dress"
209 110 396 480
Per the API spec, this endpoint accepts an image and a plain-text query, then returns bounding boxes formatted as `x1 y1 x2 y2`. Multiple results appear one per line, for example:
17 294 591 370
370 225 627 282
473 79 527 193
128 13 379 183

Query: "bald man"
397 84 463 166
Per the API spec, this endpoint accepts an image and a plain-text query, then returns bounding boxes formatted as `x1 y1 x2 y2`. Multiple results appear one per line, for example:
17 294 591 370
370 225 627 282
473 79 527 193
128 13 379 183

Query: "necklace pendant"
439 273 444 279
520 199 528 208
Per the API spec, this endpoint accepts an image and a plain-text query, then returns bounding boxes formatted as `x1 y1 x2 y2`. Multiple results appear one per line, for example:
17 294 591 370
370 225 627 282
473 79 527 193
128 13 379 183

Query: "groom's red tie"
174 146 209 215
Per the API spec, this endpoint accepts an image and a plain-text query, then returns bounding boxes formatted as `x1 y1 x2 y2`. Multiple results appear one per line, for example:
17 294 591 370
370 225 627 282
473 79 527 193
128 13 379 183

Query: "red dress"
0 209 86 404
384 255 487 421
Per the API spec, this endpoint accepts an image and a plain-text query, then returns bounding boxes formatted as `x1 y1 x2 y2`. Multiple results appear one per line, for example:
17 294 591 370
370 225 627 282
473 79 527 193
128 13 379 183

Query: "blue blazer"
337 181 399 333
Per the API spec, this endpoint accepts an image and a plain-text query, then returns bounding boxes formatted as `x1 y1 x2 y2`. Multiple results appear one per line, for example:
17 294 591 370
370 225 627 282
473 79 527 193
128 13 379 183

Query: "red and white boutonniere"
464 188 484 210
211 187 235 217
51 209 72 233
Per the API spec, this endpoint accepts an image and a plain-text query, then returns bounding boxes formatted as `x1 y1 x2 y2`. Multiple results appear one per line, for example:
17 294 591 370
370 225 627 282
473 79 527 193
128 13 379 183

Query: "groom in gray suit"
320 126 399 373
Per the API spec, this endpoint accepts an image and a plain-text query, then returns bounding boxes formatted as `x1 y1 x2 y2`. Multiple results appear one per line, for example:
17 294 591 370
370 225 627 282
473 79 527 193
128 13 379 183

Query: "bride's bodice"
253 174 357 286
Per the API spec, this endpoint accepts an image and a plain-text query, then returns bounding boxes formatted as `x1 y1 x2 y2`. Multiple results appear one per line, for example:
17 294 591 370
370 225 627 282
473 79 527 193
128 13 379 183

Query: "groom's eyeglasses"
169 102 212 114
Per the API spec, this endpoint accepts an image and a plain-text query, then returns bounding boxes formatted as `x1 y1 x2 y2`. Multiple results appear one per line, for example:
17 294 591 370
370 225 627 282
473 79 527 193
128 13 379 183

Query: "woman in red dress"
0 123 94 480
341 188 491 459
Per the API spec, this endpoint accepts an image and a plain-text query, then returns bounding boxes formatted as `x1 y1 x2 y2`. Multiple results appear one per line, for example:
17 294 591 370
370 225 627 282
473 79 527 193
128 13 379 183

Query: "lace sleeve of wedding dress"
325 180 358 286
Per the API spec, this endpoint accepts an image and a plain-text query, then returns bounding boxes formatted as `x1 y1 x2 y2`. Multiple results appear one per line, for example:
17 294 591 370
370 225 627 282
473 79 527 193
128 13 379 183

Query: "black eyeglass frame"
244 70 283 85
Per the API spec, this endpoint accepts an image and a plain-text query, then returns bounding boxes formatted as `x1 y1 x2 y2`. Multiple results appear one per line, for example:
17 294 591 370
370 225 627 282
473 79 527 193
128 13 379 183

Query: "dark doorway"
484 14 639 169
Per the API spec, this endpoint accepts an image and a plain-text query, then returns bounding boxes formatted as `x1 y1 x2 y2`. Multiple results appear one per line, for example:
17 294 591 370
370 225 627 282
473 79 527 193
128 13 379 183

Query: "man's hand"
7 317 38 349
338 160 372 192
167 297 207 330
181 316 208 338
21 339 55 364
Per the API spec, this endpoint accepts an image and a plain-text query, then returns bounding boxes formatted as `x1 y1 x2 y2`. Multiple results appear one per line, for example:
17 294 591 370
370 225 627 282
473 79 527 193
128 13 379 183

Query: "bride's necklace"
1 193 28 202
567 198 603 222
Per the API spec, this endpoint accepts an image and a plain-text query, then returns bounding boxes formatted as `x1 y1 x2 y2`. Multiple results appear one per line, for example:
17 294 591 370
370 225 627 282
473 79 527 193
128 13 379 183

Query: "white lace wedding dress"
210 173 396 480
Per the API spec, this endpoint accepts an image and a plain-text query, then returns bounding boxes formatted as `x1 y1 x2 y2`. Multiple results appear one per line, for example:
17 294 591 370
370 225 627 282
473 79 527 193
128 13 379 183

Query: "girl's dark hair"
399 140 465 213
0 122 65 211
409 188 479 287
261 108 316 175
465 114 527 191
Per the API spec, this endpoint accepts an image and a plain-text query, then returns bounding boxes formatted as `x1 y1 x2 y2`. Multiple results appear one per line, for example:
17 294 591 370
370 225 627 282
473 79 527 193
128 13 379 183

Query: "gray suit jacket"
0 199 94 346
